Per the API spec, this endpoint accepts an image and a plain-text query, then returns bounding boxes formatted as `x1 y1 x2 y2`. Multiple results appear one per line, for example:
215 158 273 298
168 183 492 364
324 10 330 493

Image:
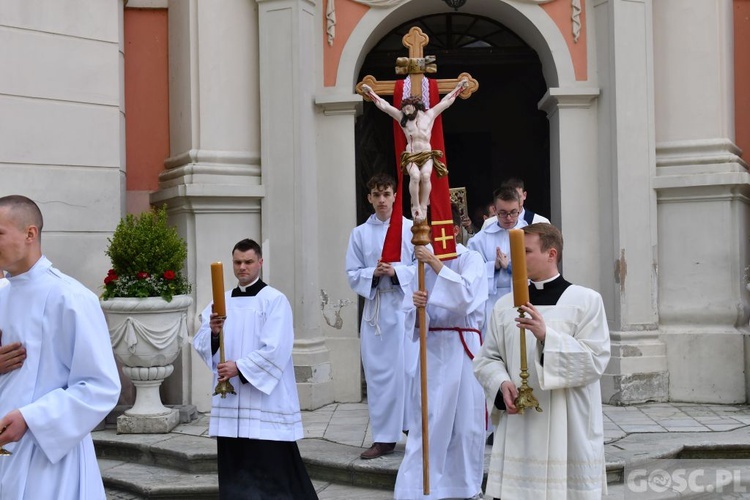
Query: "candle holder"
514 308 542 415
213 323 236 399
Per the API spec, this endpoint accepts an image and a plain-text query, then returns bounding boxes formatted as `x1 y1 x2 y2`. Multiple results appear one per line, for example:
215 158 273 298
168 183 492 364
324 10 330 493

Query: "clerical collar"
531 274 561 290
238 277 259 292
528 275 571 306
233 278 267 297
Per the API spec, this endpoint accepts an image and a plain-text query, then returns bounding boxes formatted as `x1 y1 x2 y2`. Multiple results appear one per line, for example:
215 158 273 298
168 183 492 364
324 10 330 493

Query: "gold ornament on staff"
508 229 542 414
211 262 236 398
0 425 11 456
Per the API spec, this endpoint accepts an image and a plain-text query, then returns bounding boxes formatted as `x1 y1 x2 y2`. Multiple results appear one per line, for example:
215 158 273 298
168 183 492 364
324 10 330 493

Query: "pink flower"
163 270 175 280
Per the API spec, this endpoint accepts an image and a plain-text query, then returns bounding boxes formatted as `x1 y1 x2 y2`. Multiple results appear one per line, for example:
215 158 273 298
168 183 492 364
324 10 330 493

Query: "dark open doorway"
355 13 550 228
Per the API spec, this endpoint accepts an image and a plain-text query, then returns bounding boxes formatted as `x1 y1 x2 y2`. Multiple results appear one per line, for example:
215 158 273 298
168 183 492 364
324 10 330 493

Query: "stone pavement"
101 401 750 499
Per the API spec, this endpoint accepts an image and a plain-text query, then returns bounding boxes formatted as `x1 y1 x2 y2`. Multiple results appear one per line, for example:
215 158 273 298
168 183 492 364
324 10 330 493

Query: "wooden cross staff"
356 26 478 495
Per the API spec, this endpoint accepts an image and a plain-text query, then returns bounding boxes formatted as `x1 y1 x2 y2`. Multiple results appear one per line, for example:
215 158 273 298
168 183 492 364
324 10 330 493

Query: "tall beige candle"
210 262 226 317
509 229 530 307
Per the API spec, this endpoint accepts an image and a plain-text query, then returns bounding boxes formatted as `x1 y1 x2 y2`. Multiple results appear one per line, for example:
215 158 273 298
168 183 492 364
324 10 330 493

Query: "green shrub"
102 205 191 301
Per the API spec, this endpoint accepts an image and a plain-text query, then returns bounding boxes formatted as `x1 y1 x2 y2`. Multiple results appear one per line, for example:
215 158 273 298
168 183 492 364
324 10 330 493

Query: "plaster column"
592 0 668 404
152 0 264 411
539 88 601 288
257 0 334 409
314 94 363 402
652 0 750 403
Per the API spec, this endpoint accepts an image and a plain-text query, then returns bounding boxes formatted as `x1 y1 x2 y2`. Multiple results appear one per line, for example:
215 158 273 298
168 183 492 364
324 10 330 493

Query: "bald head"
0 195 44 275
0 195 43 234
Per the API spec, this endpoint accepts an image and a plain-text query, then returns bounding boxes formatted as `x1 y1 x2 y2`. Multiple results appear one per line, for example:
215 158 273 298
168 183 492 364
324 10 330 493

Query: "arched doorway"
354 13 550 227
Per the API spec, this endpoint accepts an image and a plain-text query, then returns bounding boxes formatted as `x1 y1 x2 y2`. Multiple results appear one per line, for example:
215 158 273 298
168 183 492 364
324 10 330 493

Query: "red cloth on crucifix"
380 78 458 263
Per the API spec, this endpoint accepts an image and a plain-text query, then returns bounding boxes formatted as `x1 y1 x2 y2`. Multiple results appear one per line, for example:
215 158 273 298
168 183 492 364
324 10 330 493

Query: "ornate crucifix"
356 26 478 495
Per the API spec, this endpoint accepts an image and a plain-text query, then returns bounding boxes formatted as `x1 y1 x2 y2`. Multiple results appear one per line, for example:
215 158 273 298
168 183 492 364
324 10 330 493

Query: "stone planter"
101 295 192 433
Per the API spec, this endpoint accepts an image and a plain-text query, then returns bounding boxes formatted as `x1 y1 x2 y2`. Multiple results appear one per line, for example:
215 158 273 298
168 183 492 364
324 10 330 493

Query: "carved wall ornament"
516 0 582 43
327 0 336 45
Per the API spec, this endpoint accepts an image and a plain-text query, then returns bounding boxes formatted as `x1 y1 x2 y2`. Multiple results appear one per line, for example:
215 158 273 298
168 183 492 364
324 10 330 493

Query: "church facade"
1 0 748 411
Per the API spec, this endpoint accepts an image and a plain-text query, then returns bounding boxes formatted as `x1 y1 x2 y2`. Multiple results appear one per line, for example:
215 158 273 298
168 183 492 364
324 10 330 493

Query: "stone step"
100 458 218 499
95 428 691 498
95 430 217 474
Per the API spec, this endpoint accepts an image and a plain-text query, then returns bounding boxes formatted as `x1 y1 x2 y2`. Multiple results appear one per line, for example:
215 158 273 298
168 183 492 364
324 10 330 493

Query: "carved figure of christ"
361 79 467 222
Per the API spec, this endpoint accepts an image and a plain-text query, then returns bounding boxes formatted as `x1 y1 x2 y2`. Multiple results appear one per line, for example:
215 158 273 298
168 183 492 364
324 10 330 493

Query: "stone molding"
314 94 362 116
538 86 599 115
655 138 748 170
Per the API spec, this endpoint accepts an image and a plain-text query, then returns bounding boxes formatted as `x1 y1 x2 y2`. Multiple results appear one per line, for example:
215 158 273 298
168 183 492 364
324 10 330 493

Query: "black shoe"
360 442 396 459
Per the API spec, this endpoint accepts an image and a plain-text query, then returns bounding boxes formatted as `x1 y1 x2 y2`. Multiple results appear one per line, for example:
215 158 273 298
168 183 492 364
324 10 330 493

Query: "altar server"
0 195 121 499
194 238 317 499
474 223 611 500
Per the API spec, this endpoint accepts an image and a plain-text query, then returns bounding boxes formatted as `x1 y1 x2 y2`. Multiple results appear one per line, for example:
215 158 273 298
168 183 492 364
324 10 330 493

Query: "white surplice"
473 284 611 500
193 285 304 441
394 244 488 500
0 257 121 500
467 218 528 330
345 215 417 443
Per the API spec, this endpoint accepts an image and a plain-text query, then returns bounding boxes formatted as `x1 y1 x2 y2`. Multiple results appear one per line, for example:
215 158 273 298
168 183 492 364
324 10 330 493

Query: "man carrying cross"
361 79 468 222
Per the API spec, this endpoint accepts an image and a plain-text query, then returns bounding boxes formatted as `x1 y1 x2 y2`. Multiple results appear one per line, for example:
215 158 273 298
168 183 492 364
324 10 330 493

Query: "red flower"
163 270 175 280
104 274 117 285
107 269 117 277
136 272 150 280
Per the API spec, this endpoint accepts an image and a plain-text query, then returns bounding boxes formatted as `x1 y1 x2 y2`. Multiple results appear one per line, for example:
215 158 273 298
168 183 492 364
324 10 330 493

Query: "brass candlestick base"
213 379 236 399
515 377 542 415
513 310 542 414
212 324 236 399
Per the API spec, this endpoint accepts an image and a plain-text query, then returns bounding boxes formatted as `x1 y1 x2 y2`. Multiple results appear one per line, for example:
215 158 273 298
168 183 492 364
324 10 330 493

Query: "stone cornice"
538 86 600 115
314 93 363 116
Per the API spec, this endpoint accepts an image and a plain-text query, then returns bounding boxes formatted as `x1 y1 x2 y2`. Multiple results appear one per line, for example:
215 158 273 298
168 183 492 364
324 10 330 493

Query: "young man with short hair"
468 187 528 325
194 238 317 499
0 195 121 498
474 223 611 500
345 173 417 459
481 178 550 230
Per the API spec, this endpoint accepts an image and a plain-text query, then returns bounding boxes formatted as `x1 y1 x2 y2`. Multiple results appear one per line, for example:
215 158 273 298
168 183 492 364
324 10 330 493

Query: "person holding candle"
345 173 417 460
468 187 528 330
394 204 487 500
193 238 317 499
0 195 121 498
473 223 611 500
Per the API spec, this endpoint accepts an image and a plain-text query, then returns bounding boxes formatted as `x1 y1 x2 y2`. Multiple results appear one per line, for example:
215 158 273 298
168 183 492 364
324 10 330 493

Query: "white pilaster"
314 94 363 403
592 0 668 403
257 0 334 409
653 0 750 403
155 0 264 411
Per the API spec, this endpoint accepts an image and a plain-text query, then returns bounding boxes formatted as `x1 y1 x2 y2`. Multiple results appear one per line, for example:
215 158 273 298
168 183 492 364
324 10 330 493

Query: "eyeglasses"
497 210 520 219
